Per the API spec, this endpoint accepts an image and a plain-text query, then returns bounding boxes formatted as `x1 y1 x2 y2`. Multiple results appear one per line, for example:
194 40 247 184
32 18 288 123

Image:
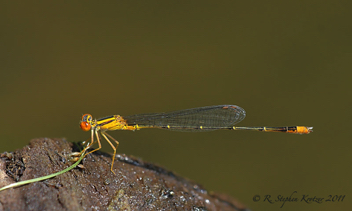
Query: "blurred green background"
1 1 351 210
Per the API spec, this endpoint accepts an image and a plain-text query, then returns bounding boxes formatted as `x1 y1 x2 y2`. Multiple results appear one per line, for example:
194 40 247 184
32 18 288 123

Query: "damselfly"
78 105 313 174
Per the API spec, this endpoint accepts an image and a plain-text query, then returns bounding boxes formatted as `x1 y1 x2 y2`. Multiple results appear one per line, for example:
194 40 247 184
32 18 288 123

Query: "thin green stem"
0 151 85 192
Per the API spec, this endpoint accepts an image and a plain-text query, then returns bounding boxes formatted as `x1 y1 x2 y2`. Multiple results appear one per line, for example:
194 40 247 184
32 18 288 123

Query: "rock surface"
0 138 249 211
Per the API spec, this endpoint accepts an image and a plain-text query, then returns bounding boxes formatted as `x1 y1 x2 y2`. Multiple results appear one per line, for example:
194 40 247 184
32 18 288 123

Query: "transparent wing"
124 105 246 131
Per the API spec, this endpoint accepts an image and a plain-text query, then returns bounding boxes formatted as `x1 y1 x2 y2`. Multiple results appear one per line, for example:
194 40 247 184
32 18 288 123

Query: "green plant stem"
0 151 85 192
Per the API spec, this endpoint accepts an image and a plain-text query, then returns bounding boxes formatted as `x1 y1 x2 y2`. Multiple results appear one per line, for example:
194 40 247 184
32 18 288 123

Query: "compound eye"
80 121 91 131
81 114 92 121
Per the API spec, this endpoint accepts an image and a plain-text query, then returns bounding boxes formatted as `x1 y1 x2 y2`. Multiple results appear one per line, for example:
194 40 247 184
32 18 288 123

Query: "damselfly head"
80 114 93 131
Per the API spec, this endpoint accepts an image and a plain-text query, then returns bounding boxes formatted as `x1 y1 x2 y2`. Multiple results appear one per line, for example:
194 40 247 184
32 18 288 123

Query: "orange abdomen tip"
297 126 313 134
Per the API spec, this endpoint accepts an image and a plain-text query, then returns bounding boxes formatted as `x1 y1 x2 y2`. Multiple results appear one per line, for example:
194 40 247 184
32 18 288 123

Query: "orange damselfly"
78 105 313 174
